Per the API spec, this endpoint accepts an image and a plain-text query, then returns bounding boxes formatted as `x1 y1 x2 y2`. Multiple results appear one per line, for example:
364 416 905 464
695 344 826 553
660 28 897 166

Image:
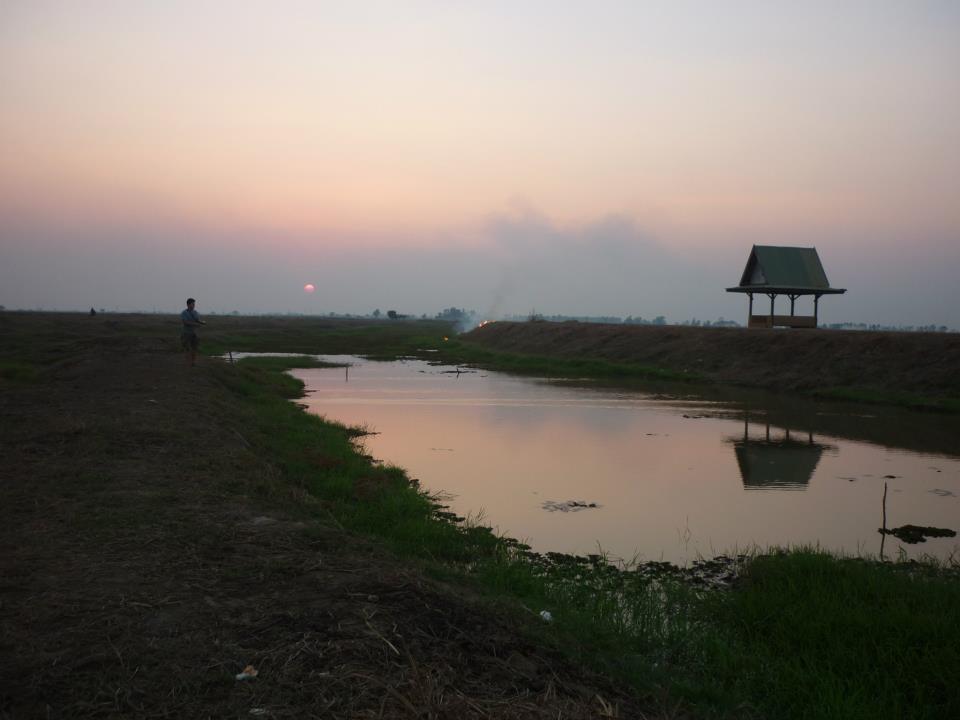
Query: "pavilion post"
814 294 821 327
768 293 775 324
789 294 797 316
748 292 753 319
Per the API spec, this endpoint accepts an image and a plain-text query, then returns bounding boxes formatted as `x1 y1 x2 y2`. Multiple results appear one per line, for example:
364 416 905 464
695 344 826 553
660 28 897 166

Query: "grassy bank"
200 317 699 382
216 356 501 561
461 321 960 412
427 338 705 383
5 313 958 717
202 316 959 412
225 352 960 720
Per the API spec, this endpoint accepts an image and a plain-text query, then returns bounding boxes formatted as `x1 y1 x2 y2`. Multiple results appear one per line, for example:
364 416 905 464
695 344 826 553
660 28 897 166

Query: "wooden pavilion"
727 245 845 328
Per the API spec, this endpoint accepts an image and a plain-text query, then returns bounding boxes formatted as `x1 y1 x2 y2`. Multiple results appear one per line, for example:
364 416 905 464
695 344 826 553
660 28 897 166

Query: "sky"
1 0 959 327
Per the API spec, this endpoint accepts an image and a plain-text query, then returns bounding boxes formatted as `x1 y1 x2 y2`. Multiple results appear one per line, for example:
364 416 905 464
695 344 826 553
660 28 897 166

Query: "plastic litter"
539 610 553 622
235 665 259 681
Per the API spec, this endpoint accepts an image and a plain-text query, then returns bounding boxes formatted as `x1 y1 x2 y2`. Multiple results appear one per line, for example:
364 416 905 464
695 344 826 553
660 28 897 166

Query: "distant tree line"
497 313 741 328
825 322 952 333
435 307 473 322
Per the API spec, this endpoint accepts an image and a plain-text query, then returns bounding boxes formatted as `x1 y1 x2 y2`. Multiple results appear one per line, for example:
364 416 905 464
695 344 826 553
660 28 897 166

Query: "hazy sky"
2 1 958 326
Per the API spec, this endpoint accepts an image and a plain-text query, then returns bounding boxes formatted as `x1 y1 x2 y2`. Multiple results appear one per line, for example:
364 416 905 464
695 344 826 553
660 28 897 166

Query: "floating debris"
539 610 553 622
542 500 600 512
878 525 957 544
929 489 957 497
883 474 900 479
235 665 259 681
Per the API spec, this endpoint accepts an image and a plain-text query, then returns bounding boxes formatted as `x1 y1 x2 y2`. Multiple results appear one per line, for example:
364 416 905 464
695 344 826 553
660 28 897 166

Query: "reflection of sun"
303 283 315 293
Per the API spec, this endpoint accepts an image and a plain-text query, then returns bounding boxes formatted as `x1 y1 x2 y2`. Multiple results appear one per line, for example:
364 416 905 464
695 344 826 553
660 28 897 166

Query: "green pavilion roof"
726 245 846 295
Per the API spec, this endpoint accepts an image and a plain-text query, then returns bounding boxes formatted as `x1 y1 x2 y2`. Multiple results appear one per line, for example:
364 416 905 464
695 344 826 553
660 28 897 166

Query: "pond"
291 356 960 565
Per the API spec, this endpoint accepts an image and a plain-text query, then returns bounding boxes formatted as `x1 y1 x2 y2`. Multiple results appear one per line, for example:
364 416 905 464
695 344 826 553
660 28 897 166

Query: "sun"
303 283 316 294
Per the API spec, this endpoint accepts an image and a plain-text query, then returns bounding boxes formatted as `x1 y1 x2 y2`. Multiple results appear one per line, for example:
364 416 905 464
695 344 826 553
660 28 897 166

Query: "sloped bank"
237 355 960 720
461 322 960 409
6 314 957 719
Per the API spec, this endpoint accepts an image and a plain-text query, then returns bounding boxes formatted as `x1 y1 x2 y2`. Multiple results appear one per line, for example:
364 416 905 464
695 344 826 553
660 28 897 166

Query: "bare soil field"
464 322 960 400
0 314 650 719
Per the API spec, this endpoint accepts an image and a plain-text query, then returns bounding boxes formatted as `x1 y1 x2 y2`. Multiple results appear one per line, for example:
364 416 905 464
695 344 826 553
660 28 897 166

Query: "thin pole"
880 481 888 561
882 481 888 530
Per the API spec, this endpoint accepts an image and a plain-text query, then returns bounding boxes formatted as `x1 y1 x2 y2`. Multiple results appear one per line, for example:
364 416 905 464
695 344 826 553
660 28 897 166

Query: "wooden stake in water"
880 481 888 561
882 481 888 529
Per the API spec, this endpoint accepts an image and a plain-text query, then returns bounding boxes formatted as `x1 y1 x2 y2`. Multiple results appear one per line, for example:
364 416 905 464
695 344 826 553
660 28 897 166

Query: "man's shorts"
181 332 199 351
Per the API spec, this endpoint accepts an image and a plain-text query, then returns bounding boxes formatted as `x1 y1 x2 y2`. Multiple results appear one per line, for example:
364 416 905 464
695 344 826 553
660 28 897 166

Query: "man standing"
180 298 205 366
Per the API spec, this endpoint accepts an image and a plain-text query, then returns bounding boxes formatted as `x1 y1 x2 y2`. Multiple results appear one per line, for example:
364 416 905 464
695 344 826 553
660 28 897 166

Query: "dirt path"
1 329 649 718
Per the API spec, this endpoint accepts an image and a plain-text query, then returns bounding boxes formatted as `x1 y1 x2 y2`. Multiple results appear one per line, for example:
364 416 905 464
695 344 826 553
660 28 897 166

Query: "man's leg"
182 334 194 365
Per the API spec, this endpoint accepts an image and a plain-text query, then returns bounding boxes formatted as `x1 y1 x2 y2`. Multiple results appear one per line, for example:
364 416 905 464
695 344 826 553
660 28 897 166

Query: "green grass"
216 356 503 563
431 338 704 382
218 353 960 719
469 546 960 719
693 550 960 720
0 359 40 384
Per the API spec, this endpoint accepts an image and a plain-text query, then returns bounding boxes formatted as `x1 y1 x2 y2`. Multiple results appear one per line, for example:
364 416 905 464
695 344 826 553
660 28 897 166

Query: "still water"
292 356 960 565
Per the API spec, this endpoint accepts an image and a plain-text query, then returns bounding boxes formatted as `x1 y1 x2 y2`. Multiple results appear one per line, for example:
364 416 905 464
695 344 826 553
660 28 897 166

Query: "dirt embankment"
464 322 960 398
0 315 649 719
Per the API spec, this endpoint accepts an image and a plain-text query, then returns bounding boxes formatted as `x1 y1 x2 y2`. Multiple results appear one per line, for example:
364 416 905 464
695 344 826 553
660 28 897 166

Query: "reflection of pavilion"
727 415 834 491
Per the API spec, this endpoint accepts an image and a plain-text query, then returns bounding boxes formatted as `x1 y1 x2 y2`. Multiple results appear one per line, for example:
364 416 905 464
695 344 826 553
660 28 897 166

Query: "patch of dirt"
465 322 960 397
0 320 654 718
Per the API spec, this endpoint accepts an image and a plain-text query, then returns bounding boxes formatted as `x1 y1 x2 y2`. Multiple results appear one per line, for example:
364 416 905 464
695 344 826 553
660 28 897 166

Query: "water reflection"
288 356 960 564
728 415 835 491
569 377 960 459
